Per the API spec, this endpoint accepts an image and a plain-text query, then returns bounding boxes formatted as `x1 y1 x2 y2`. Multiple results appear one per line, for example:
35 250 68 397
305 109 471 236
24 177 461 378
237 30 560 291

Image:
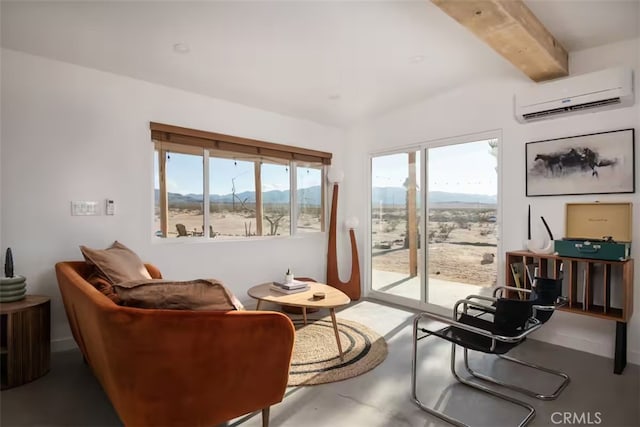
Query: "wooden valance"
150 122 332 165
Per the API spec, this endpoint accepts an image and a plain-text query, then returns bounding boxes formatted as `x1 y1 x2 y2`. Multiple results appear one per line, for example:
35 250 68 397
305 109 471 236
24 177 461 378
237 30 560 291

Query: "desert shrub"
373 241 392 249
385 219 400 232
437 223 456 241
429 211 451 222
455 219 470 230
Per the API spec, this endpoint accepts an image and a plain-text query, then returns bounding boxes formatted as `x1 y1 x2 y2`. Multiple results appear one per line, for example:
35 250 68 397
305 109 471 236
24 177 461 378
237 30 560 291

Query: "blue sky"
156 139 496 196
372 139 497 196
155 153 321 195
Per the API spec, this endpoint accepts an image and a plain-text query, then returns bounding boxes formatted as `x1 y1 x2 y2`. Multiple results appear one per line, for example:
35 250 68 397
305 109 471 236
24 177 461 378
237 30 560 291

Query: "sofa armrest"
92 308 294 427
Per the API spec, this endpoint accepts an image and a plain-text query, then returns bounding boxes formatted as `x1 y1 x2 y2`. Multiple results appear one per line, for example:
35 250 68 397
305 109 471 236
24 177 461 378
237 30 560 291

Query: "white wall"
347 37 640 364
1 48 348 350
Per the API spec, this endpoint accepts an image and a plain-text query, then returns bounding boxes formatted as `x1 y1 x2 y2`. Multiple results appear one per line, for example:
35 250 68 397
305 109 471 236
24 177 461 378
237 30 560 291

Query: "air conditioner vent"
570 97 621 111
522 97 622 121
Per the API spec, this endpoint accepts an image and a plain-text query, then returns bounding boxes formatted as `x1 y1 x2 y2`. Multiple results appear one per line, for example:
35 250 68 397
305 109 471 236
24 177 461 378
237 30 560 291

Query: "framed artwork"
526 128 635 197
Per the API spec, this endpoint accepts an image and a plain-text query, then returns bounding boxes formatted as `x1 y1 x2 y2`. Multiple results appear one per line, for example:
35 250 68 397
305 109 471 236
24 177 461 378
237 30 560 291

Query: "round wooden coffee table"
248 282 351 360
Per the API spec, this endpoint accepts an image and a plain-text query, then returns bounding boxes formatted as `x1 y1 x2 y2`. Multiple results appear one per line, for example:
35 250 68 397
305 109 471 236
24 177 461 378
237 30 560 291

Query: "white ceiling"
2 1 638 128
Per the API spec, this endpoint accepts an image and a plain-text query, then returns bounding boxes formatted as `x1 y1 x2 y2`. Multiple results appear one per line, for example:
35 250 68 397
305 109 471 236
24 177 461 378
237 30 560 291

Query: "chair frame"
460 286 570 401
412 298 542 427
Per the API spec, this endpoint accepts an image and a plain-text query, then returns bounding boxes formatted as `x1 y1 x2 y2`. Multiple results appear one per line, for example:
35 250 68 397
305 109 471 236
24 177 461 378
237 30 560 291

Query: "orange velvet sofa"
55 261 295 427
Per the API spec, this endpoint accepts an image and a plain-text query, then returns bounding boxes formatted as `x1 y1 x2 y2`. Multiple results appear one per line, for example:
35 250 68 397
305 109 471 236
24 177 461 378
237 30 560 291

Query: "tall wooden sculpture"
326 173 361 301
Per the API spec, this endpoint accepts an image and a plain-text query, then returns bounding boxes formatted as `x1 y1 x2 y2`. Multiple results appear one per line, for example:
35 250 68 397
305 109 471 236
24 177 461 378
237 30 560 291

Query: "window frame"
152 123 330 240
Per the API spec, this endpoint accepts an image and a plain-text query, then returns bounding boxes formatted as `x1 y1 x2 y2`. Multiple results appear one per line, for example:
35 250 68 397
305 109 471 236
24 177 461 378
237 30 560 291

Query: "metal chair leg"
411 317 536 427
450 345 536 427
462 348 570 401
412 317 468 427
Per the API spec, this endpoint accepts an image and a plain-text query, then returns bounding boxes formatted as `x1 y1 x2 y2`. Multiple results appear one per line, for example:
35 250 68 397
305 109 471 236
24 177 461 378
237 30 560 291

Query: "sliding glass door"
371 151 422 301
370 134 499 309
425 139 499 308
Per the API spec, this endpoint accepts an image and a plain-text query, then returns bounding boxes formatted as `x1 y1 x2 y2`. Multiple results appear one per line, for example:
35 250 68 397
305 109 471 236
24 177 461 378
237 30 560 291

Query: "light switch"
71 201 100 216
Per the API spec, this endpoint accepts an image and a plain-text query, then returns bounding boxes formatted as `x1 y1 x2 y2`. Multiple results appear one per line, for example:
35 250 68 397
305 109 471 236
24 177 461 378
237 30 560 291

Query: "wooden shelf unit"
0 295 51 389
505 251 633 322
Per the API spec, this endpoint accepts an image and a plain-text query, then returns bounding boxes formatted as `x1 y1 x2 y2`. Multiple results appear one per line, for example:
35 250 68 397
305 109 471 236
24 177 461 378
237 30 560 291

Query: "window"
296 165 323 233
152 122 331 239
261 161 290 236
209 157 255 238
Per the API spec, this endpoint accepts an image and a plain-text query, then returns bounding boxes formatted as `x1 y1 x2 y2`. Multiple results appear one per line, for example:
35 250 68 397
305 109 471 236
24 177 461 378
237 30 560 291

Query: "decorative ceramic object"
1 248 26 302
284 269 294 284
4 248 14 278
526 239 555 254
525 209 555 254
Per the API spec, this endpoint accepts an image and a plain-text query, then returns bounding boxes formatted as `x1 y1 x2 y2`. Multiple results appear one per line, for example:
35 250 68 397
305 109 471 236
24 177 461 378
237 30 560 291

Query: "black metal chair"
412 297 542 427
411 271 571 427
461 275 570 401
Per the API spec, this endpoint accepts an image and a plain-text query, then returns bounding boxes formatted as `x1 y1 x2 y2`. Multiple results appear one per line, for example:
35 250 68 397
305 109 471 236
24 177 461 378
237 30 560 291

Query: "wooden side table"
0 295 51 389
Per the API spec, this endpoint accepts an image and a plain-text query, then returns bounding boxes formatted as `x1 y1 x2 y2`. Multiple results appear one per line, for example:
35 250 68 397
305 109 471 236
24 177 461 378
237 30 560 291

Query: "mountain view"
156 187 316 206
156 186 497 207
372 187 496 205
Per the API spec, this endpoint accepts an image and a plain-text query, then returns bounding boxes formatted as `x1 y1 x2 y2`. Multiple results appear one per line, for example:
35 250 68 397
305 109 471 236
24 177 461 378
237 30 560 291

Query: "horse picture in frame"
526 129 635 197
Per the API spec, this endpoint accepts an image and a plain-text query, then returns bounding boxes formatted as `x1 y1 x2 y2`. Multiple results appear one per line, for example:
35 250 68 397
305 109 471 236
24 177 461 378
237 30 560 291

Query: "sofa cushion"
87 270 122 304
113 279 244 311
80 241 152 284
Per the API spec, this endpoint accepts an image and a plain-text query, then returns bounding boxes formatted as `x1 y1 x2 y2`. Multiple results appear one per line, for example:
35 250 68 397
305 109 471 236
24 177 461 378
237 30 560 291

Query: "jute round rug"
288 317 388 386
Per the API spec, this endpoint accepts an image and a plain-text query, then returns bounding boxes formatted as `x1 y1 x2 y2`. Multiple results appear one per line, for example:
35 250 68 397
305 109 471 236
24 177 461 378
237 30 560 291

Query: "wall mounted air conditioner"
515 67 634 123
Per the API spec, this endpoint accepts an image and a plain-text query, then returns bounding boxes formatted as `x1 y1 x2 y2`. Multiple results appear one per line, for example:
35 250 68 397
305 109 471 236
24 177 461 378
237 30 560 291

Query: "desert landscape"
154 197 497 288
372 205 498 287
155 204 321 239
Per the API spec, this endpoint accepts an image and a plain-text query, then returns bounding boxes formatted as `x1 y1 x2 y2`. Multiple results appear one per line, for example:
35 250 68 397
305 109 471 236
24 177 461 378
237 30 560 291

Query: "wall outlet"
71 201 99 216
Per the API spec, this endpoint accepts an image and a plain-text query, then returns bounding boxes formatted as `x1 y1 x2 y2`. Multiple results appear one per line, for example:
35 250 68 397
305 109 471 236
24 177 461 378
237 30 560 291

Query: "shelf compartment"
505 251 633 323
559 305 624 322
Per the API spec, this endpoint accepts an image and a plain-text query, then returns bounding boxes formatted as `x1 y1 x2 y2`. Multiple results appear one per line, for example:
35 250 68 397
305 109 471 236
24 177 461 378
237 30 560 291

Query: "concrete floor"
1 300 638 427
372 269 492 307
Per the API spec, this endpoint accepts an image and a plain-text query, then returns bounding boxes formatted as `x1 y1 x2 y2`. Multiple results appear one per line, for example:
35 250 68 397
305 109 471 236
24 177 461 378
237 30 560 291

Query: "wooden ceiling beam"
431 0 568 82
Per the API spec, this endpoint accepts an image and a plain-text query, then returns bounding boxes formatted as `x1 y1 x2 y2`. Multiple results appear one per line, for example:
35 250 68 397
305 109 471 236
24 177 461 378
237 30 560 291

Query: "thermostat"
106 199 115 215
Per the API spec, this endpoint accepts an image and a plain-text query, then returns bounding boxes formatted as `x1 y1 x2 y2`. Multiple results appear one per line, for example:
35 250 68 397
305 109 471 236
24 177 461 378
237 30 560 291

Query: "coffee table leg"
256 300 262 311
329 308 343 361
303 307 307 325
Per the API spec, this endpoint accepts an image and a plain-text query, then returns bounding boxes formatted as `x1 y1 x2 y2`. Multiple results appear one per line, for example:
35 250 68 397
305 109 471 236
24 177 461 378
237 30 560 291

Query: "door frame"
365 129 503 314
